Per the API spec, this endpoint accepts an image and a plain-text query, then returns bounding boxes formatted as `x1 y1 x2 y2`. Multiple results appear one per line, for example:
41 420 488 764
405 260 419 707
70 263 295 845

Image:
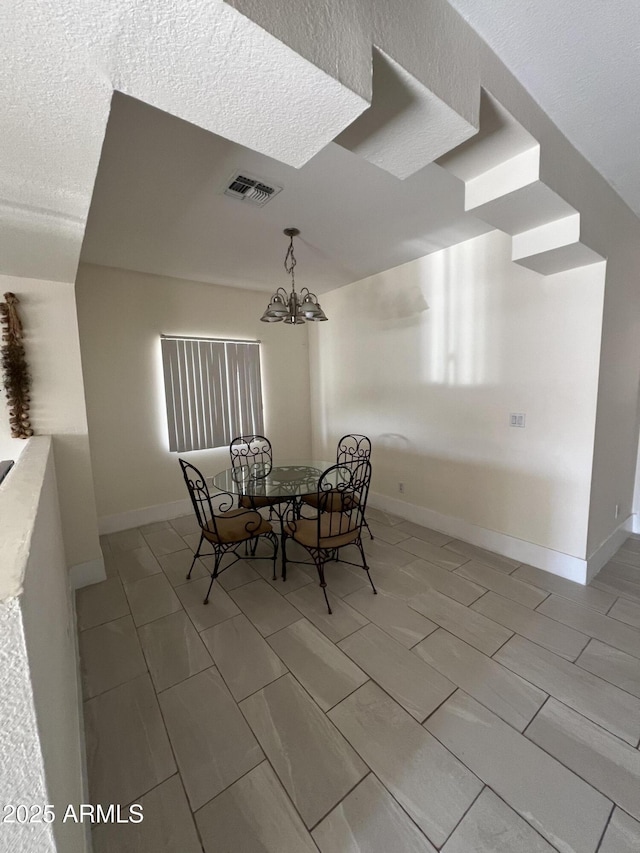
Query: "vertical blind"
161 336 264 452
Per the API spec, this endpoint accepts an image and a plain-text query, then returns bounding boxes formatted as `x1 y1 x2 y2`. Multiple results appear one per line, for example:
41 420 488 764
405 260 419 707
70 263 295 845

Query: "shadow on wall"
347 266 430 329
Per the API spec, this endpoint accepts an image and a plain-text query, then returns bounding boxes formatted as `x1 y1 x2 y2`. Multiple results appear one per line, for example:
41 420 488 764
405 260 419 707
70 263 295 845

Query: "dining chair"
301 434 374 539
179 459 278 604
282 459 376 614
229 434 283 511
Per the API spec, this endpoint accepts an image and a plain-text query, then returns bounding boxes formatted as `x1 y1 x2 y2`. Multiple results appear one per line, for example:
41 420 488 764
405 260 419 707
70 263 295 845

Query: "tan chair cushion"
284 513 360 549
202 508 272 544
301 490 358 512
239 494 283 509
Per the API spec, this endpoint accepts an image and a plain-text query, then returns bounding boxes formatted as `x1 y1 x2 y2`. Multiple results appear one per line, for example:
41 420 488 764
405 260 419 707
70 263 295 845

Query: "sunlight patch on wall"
425 239 488 386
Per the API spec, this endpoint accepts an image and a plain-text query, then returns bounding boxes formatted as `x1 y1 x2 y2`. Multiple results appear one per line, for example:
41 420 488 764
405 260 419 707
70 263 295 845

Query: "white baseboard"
585 514 635 582
368 491 592 584
69 556 106 589
98 497 193 535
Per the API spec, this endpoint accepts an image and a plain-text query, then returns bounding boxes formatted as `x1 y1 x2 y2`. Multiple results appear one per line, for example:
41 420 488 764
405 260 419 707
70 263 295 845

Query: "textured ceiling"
446 0 640 219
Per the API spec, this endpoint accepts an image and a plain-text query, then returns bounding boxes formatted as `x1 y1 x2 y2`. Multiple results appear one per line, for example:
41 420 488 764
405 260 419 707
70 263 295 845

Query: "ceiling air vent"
223 172 282 207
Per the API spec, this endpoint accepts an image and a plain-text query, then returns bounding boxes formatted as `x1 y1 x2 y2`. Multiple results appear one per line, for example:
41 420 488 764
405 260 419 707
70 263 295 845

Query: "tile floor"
77 507 640 853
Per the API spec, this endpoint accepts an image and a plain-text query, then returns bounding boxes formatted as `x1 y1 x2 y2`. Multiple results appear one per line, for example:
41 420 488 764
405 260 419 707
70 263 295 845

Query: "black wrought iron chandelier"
260 228 328 324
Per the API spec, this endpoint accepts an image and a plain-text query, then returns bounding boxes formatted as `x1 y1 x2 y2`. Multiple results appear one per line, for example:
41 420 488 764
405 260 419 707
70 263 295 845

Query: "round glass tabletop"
212 460 335 498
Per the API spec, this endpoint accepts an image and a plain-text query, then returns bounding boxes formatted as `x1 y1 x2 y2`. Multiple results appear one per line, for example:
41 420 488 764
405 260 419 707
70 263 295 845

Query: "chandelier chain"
284 235 296 292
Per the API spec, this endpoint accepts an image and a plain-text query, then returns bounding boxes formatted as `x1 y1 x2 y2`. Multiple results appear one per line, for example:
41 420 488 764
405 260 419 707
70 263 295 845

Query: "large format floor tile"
138 610 213 692
169 514 201 536
80 513 640 851
339 623 455 721
609 595 640 629
455 561 548 608
329 682 482 848
367 519 411 545
79 615 147 698
343 586 437 648
410 589 513 655
76 577 130 631
537 594 640 659
84 674 176 806
393 520 452 546
124 573 182 627
108 527 146 552
599 808 640 853
442 540 520 573
175 576 240 632
512 563 616 613
576 638 640 698
216 558 261 590
195 762 317 853
527 699 640 821
425 692 611 853
143 527 187 556
472 592 588 659
312 774 437 853
230 579 301 636
591 568 640 604
158 549 207 587
414 630 546 731
92 775 201 853
441 788 555 853
397 537 467 569
106 545 163 585
285 583 369 642
495 634 640 744
202 613 287 701
159 667 263 810
268 619 367 711
402 559 485 605
241 674 368 828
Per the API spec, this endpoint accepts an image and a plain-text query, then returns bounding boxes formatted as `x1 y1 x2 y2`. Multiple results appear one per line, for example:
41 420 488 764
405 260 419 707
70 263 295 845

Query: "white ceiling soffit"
80 94 492 294
445 0 640 220
335 48 477 179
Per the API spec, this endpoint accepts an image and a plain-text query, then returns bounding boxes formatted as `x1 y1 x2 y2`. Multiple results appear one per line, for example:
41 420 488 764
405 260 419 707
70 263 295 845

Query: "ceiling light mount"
260 228 328 325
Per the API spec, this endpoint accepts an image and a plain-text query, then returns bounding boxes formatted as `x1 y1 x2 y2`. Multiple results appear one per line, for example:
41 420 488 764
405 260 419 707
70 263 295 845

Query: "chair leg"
356 539 377 594
313 555 332 614
269 531 279 581
187 532 204 579
364 516 374 540
204 551 222 604
281 532 288 582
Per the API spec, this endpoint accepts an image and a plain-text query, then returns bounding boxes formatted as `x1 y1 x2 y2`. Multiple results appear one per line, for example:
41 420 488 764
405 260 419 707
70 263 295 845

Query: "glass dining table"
212 460 336 572
212 460 336 506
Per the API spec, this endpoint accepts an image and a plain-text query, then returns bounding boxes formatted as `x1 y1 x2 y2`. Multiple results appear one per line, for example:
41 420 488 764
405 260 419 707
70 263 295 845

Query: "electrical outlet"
510 413 526 428
398 482 404 494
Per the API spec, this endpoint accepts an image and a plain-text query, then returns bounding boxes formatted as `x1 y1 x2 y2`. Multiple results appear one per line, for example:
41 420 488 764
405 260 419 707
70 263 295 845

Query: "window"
160 335 264 452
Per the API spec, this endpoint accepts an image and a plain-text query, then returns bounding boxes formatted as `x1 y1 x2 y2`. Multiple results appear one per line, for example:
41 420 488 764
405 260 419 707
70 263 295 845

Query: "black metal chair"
179 459 278 603
230 433 300 528
301 434 374 539
282 459 376 614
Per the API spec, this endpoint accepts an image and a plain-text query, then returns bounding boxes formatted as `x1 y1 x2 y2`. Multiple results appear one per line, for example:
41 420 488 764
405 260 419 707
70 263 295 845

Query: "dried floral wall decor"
1 292 33 438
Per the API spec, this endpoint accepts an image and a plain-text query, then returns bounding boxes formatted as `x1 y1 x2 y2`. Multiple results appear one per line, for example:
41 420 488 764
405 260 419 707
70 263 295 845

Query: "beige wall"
0 275 101 571
75 263 312 524
310 230 605 560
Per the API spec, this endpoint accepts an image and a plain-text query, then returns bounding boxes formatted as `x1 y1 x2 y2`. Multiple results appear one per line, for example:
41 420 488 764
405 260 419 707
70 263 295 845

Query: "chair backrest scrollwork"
179 459 235 541
336 434 372 466
230 434 273 482
316 459 372 540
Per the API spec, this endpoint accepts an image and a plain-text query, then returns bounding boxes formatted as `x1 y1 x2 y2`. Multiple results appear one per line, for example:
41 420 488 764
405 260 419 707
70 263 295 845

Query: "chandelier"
260 228 328 324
